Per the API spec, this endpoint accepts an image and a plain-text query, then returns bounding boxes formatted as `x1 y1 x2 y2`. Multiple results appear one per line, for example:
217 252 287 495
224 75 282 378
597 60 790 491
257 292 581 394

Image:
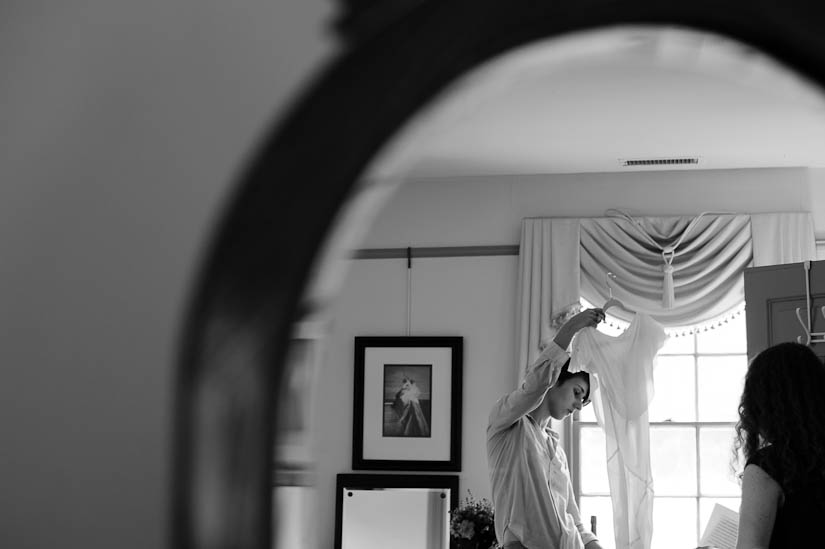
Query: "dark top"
747 446 825 548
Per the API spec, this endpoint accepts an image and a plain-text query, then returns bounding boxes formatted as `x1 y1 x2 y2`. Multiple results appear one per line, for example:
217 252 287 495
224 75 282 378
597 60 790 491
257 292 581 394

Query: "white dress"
570 313 667 549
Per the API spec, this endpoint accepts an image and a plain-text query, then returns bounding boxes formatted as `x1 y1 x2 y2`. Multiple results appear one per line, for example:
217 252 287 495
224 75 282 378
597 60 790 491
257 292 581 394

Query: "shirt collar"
526 413 560 439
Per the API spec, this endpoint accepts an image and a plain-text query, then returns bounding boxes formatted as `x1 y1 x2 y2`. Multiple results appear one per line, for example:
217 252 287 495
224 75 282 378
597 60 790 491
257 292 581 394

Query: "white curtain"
515 218 581 379
751 212 817 266
516 211 816 549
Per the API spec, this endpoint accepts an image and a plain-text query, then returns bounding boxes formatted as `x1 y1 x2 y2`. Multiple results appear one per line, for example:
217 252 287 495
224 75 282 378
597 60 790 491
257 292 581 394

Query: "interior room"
4 3 825 549
279 26 825 549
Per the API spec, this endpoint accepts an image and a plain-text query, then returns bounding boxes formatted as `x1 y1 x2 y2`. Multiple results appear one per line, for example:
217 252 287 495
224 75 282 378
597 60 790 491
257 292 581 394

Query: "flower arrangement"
449 491 499 549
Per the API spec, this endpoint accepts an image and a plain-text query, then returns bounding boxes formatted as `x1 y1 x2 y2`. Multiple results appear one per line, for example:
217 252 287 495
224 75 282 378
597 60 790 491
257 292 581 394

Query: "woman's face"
545 376 589 420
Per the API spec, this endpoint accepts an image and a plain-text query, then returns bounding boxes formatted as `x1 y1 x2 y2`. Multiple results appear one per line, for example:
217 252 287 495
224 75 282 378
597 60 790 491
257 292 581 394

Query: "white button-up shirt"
487 342 598 549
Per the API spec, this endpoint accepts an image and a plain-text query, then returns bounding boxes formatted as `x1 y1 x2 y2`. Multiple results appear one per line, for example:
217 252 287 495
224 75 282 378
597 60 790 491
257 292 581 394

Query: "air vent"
622 157 699 167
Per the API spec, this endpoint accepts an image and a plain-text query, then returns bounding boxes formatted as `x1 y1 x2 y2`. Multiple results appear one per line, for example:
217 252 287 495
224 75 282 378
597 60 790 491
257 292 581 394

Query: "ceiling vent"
622 157 699 167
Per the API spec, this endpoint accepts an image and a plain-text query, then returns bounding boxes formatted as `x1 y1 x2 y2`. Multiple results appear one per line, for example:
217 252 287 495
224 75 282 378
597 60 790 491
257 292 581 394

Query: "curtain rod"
353 245 518 259
354 239 825 260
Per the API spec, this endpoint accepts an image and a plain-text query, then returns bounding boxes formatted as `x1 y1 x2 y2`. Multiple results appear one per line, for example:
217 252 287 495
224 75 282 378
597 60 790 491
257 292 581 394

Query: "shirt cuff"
535 340 569 368
580 530 598 545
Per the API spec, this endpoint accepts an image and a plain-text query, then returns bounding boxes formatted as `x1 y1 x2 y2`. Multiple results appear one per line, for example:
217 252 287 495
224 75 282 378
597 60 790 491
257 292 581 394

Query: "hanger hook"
606 272 617 298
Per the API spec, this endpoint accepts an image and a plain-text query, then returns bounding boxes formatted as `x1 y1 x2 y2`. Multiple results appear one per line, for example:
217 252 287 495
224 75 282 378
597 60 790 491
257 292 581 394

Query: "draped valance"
516 211 816 376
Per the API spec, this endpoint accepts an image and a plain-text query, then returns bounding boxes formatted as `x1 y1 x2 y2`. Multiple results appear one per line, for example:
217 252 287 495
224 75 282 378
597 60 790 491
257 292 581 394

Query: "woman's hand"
585 540 604 549
553 308 604 349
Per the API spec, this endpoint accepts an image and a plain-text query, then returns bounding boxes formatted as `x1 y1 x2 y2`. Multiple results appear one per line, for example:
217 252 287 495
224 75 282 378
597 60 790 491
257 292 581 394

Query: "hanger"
602 272 634 314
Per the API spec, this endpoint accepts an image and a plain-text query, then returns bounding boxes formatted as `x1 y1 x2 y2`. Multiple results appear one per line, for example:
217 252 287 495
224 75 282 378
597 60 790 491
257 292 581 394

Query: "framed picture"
352 336 462 471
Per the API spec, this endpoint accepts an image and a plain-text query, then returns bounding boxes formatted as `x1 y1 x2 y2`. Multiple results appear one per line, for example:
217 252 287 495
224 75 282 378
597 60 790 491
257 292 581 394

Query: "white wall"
0 2 333 548
312 167 825 546
363 168 825 248
312 256 518 549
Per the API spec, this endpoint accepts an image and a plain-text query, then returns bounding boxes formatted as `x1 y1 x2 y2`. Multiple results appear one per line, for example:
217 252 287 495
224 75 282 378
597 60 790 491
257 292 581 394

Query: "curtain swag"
516 211 815 374
604 209 738 309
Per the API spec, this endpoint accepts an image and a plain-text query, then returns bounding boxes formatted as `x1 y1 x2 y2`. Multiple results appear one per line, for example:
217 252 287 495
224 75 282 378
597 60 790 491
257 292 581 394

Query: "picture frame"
352 336 462 471
334 473 459 549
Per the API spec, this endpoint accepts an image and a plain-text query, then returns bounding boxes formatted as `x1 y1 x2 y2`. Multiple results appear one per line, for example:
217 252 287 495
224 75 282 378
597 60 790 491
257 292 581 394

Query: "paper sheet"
699 503 739 549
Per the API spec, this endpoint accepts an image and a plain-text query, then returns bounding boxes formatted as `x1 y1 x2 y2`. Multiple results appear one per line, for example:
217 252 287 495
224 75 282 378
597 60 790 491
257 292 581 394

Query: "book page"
699 503 739 549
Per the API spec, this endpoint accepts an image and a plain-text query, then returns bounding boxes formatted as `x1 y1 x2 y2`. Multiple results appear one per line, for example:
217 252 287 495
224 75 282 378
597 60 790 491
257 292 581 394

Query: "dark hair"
558 359 591 404
733 342 825 493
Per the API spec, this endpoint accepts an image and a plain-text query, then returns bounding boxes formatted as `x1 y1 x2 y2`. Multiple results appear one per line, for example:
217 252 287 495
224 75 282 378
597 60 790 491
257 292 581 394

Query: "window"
573 302 747 548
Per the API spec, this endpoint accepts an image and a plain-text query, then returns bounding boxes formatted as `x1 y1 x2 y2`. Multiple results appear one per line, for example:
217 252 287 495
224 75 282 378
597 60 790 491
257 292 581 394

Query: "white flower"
457 519 475 539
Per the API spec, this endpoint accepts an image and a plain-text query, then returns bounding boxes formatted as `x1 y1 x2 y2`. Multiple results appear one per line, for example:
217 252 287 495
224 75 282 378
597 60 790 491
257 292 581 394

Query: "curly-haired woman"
733 341 825 549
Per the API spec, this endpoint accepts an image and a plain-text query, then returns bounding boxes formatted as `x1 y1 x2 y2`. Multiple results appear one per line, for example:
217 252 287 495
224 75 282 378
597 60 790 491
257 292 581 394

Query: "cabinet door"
744 260 825 360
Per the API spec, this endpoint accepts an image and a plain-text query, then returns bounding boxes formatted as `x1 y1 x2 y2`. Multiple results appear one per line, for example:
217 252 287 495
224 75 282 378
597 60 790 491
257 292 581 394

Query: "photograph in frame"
382 363 432 438
352 336 462 471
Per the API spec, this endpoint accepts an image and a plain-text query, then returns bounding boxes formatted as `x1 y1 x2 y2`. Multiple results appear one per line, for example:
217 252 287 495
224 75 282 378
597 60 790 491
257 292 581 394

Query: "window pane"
659 333 695 355
580 427 609 495
651 427 697 495
697 356 747 422
649 356 696 422
699 498 741 541
578 402 597 423
579 496 614 547
696 312 746 354
699 427 741 496
652 497 697 549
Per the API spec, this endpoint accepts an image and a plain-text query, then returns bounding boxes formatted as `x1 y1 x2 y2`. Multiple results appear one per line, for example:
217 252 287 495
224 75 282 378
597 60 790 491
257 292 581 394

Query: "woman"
487 308 604 549
734 341 825 549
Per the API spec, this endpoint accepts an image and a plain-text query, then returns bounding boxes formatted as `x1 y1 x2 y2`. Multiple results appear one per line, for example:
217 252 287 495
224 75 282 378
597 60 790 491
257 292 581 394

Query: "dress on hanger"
570 313 666 419
569 313 667 549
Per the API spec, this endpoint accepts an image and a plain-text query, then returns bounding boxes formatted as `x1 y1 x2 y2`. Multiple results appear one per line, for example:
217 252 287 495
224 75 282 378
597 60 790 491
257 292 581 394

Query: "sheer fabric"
570 314 667 549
